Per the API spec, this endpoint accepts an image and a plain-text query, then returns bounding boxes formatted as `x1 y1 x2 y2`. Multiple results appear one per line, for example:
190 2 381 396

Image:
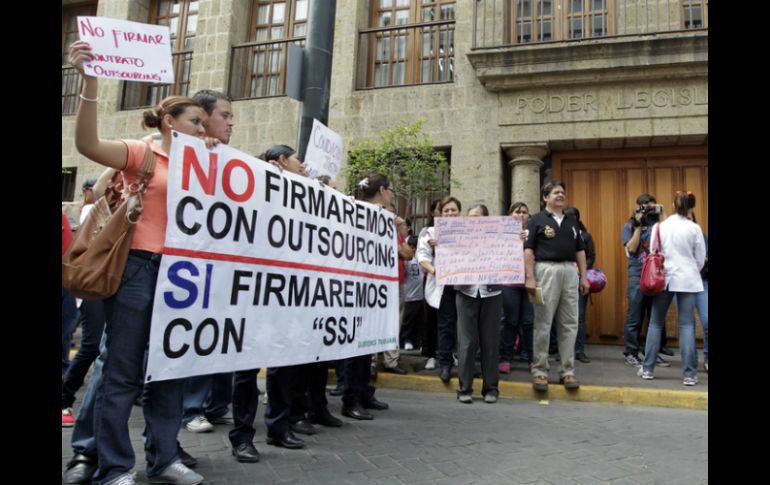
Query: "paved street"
62 386 707 484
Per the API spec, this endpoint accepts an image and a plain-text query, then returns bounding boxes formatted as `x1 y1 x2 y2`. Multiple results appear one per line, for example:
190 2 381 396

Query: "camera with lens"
639 204 664 225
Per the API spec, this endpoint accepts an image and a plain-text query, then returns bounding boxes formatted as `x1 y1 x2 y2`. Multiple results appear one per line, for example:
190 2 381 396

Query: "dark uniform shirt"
524 210 586 262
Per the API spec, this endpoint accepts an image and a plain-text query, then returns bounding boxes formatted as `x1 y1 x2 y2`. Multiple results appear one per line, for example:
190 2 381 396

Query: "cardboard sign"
304 119 343 181
77 16 174 84
434 216 525 285
145 133 399 382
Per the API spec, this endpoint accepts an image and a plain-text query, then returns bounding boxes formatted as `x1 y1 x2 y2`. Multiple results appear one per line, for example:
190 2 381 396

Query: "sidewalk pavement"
368 343 707 411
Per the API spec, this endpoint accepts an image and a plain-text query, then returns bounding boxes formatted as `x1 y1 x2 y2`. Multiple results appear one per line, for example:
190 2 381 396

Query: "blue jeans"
182 372 233 424
71 330 108 458
92 253 185 485
643 291 698 378
498 287 534 363
695 280 708 364
575 293 589 354
62 288 79 375
62 299 106 408
623 277 656 355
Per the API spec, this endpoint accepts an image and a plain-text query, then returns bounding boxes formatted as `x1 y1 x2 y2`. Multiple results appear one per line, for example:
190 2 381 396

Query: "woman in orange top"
68 40 213 485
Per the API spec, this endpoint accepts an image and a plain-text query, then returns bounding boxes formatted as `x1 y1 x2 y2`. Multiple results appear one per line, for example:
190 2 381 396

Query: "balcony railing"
473 0 708 50
62 65 84 115
357 20 455 89
121 50 194 110
229 38 305 100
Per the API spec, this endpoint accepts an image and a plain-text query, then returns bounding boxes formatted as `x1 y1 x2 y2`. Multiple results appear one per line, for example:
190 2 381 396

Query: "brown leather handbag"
62 143 156 300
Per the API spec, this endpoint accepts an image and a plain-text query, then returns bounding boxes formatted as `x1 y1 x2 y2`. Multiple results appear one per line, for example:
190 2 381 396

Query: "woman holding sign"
417 196 462 384
68 40 210 485
454 204 504 404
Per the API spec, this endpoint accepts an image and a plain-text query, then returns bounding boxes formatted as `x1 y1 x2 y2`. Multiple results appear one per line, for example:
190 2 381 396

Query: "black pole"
296 1 337 161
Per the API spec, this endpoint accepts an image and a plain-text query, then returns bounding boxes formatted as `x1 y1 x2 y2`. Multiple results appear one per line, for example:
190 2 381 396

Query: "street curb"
335 371 708 411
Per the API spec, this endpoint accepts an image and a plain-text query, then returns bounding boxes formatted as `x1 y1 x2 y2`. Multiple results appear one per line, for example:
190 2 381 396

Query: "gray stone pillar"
503 143 549 214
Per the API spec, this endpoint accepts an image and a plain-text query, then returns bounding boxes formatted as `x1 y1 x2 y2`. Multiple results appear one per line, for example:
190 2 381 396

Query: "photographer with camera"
621 194 673 367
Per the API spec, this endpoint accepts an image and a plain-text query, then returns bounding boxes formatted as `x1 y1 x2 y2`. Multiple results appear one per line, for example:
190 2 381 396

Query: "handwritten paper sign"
77 16 174 84
434 216 524 285
304 119 343 180
145 132 399 382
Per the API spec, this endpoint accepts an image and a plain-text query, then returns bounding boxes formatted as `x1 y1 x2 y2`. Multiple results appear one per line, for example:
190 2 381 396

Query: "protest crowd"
62 39 708 485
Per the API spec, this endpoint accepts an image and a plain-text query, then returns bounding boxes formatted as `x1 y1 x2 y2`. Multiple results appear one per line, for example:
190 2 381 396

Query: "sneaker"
104 471 137 485
659 347 675 356
62 408 75 428
457 393 473 404
404 342 414 351
683 376 698 386
425 357 437 370
655 355 671 367
498 362 511 374
637 367 654 380
483 393 498 404
147 461 203 485
185 416 213 433
624 353 642 366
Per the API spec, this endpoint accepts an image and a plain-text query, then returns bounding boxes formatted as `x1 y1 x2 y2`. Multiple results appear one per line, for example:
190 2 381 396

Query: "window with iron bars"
121 0 198 110
359 1 456 89
62 2 98 115
229 0 308 100
506 0 613 45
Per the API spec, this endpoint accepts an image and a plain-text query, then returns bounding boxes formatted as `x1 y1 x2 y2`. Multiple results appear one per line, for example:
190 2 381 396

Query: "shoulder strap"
136 142 157 185
652 223 662 253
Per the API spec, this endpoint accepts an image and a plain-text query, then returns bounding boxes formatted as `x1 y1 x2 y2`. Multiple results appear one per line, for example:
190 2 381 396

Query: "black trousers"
341 354 375 407
229 369 260 447
289 362 329 422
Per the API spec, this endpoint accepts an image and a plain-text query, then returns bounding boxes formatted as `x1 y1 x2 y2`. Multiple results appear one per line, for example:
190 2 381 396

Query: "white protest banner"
145 132 399 382
434 216 524 286
77 16 174 84
304 119 343 180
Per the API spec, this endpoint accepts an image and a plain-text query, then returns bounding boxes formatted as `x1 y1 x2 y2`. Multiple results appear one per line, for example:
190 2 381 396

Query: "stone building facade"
61 0 707 344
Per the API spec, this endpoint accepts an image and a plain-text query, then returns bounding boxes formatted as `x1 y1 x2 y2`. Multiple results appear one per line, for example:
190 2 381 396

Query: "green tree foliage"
343 120 456 216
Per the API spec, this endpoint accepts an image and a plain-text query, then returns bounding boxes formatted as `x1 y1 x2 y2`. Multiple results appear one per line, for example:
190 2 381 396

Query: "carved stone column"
503 143 549 214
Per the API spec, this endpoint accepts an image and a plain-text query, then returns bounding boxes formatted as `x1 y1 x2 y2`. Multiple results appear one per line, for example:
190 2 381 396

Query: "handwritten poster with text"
78 16 174 83
434 216 524 286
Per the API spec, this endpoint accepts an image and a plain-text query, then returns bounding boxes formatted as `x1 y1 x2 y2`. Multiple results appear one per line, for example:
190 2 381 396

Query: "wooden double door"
552 146 708 345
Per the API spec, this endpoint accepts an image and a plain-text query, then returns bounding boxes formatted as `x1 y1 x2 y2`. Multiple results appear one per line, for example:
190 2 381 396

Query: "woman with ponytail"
637 192 706 386
68 40 213 485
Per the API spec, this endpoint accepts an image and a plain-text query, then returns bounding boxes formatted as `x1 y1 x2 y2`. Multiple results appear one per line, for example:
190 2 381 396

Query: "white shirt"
652 215 706 293
416 227 444 308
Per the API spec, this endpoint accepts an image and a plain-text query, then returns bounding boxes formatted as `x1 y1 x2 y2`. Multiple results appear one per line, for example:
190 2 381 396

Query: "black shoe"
307 409 343 428
659 347 675 356
290 419 318 435
177 444 198 468
329 383 344 396
575 352 591 363
232 442 260 463
266 430 306 449
362 397 389 410
440 366 451 383
63 454 97 484
341 404 374 420
382 366 407 375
